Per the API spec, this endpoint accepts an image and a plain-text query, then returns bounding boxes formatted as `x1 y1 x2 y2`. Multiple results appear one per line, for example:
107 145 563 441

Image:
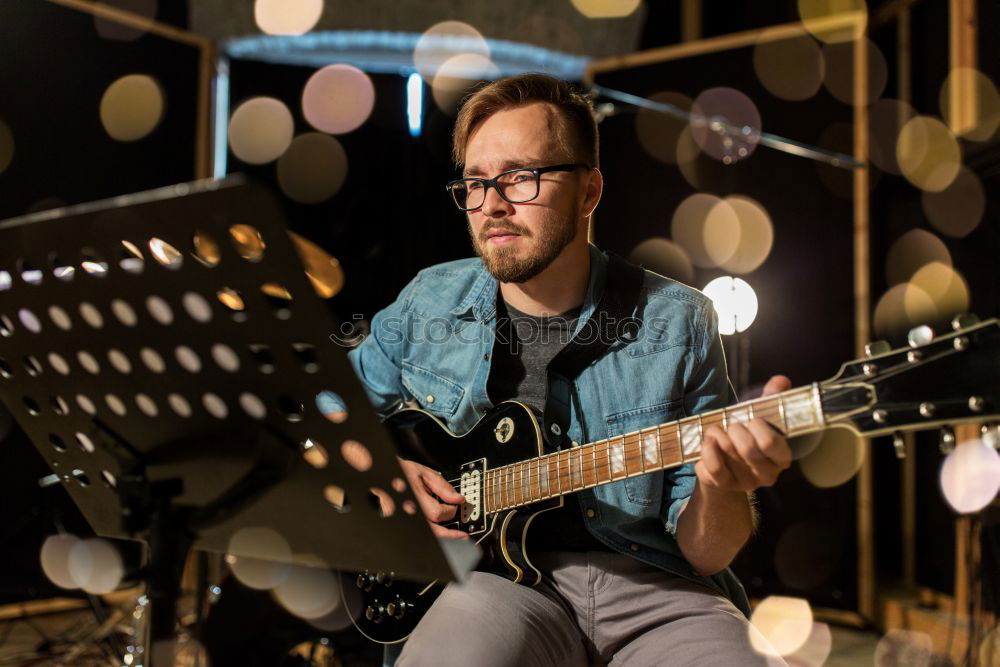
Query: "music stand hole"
23 355 43 377
17 259 43 285
149 237 183 270
79 302 104 329
50 395 69 415
49 254 75 281
229 224 266 262
77 351 100 375
23 396 41 415
247 344 275 373
80 248 109 277
72 469 90 487
402 500 417 515
292 342 319 373
341 440 372 472
182 292 213 323
323 485 350 513
239 392 266 419
391 477 407 493
49 433 67 452
217 287 247 322
48 353 70 375
111 299 138 327
0 314 13 337
316 391 348 424
108 349 132 374
140 347 166 373
100 470 117 489
118 240 145 274
18 309 41 333
261 283 292 320
0 270 11 289
301 439 329 469
105 394 127 416
192 230 221 267
76 432 96 453
175 346 202 373
168 393 192 418
277 395 304 423
76 394 96 415
369 488 395 518
135 393 158 417
211 343 240 372
202 393 228 419
146 295 173 325
48 305 72 330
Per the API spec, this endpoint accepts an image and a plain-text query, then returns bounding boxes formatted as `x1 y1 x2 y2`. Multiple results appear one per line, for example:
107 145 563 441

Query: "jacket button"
629 543 639 552
585 509 595 519
550 423 561 436
483 354 489 361
425 395 435 404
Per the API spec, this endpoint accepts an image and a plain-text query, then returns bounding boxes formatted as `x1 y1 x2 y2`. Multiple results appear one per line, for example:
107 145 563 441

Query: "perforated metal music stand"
0 177 475 662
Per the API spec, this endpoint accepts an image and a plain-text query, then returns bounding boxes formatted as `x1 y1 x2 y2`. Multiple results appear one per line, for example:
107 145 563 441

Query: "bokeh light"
302 64 375 135
67 538 124 594
228 97 294 165
0 119 13 175
921 165 985 238
635 91 692 164
774 520 842 590
570 0 642 18
277 133 348 204
254 0 323 36
784 622 833 667
749 595 814 657
719 195 774 274
814 122 879 198
273 557 342 619
431 54 500 115
799 427 865 487
797 0 867 44
874 629 933 667
413 21 490 82
939 68 1000 141
907 262 969 323
868 98 917 174
676 127 730 189
939 438 1000 513
100 74 165 142
703 276 758 335
822 37 887 106
874 282 936 341
897 116 961 192
670 193 741 269
227 526 293 590
152 638 211 667
40 533 82 589
628 238 694 285
94 0 157 41
885 229 951 286
690 87 762 163
752 32 825 102
316 390 349 423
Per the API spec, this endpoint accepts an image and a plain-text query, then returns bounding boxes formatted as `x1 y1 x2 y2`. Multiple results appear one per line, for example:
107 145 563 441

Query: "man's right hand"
398 459 469 540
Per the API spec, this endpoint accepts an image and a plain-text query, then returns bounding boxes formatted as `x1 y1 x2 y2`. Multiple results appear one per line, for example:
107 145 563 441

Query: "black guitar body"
389 400 560 585
347 401 557 644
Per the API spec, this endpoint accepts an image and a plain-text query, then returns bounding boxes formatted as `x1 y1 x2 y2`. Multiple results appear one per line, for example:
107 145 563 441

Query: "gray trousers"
394 551 784 666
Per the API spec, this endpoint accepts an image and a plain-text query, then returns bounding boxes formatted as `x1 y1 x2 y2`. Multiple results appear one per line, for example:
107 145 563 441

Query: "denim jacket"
348 243 750 614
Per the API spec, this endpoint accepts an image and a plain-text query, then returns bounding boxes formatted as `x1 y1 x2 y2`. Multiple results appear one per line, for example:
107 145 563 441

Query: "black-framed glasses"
445 163 590 211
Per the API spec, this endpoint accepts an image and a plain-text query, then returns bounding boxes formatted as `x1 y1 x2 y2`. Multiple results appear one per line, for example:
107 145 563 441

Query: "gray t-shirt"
487 299 611 553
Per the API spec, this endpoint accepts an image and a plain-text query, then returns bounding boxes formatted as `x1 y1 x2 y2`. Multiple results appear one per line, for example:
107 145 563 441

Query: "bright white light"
940 438 1000 513
407 73 423 137
703 276 758 334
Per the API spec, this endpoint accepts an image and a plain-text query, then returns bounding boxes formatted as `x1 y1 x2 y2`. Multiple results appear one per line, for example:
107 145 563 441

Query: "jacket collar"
449 243 609 324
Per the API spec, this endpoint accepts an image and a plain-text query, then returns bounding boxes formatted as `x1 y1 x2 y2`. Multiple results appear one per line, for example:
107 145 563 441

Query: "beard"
469 209 579 283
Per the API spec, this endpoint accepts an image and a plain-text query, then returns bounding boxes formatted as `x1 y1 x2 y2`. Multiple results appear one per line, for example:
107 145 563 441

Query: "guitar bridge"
459 459 487 534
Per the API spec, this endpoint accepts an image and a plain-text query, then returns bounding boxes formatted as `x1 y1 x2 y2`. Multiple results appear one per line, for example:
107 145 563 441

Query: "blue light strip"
407 73 423 137
212 54 230 179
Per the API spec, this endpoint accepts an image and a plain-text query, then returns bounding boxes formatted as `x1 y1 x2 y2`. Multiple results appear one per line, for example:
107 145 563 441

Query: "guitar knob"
864 340 890 357
375 571 393 586
951 313 979 331
365 603 385 623
939 427 956 454
907 325 934 348
386 600 409 619
356 573 374 592
892 432 906 459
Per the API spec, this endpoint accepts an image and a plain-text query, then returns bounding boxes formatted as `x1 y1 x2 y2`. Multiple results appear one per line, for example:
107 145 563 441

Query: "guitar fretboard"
481 385 824 514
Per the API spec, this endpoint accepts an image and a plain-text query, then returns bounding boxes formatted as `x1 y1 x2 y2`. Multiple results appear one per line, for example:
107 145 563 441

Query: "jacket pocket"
401 360 465 417
605 398 683 506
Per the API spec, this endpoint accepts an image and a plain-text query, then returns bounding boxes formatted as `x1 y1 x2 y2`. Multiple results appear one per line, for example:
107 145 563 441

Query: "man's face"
462 102 585 283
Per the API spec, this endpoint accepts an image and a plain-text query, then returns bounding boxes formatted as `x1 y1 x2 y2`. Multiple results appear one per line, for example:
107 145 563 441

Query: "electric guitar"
347 317 1000 644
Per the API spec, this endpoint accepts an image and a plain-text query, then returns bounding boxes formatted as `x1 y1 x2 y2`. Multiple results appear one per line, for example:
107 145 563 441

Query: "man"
348 73 792 665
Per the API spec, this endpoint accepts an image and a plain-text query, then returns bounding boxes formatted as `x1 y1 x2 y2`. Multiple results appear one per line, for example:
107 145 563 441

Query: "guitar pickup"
458 458 487 534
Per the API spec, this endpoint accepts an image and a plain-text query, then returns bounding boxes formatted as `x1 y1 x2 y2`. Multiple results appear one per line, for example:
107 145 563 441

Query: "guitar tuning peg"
907 325 934 348
892 432 906 459
951 313 979 331
939 426 956 454
864 340 890 357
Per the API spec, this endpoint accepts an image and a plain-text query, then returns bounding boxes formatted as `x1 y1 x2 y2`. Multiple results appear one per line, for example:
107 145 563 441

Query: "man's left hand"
695 375 793 492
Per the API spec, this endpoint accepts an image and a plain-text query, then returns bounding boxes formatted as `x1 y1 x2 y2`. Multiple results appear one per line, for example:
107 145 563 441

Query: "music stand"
0 177 476 663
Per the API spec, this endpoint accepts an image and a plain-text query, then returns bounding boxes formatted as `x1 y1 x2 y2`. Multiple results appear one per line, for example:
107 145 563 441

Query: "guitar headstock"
819 317 1000 437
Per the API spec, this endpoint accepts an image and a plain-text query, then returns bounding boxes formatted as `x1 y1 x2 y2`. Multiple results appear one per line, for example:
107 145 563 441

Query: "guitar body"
389 400 561 585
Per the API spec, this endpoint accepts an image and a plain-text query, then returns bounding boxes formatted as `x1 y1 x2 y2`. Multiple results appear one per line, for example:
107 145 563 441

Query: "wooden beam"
43 0 211 49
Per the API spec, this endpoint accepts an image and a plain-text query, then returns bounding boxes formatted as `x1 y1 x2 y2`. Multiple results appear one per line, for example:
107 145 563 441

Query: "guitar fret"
676 422 684 463
591 445 598 487
506 466 513 509
523 462 530 503
484 471 491 513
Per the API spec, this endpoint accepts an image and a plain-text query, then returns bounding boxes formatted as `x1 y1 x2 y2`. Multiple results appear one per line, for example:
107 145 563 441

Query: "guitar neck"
482 384 827 514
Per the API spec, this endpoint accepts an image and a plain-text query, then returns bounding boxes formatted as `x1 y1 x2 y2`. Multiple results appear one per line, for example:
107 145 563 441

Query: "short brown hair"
451 73 599 170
